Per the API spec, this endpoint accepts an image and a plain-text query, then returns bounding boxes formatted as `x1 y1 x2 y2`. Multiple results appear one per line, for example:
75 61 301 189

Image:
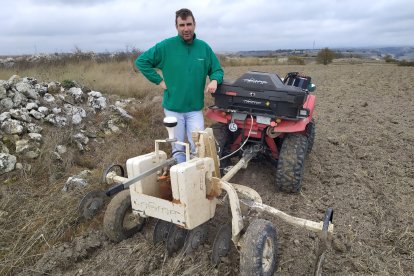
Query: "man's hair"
175 8 195 25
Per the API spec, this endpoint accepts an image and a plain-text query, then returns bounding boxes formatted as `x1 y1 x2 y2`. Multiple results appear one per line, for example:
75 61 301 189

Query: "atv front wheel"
276 133 308 193
103 190 145 242
239 219 278 276
305 119 316 155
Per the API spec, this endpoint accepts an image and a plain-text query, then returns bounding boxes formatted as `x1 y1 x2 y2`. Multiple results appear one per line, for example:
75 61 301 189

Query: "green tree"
316 48 335 65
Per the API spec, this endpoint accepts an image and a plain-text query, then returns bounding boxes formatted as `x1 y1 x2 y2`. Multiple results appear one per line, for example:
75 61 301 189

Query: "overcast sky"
1 0 413 55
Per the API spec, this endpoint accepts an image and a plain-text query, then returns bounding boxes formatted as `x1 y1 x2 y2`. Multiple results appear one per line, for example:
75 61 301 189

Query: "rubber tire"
211 123 231 169
103 190 144 242
240 219 278 276
276 133 308 193
305 119 316 155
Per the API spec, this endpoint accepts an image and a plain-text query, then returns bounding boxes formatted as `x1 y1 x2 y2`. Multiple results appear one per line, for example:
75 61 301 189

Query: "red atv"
206 71 316 193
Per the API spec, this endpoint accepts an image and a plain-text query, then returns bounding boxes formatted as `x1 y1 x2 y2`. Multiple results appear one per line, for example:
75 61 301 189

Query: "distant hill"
232 47 414 61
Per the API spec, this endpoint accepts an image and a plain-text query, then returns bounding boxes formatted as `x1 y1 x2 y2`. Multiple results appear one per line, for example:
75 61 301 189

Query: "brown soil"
1 63 413 275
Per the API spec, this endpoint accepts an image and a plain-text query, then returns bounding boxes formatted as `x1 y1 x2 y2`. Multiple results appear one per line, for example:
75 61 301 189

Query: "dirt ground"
1 62 413 275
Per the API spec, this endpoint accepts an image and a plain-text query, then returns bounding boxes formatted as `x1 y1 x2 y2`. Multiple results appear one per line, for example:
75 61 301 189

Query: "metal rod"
239 198 334 234
221 151 256 182
219 180 244 242
106 157 176 196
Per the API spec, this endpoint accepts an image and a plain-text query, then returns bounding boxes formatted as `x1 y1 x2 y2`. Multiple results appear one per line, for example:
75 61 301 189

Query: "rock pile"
0 75 134 175
0 50 141 69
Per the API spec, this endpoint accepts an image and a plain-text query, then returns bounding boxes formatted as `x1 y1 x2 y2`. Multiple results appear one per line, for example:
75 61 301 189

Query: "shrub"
384 55 397 63
316 48 335 65
398 60 414 67
288 56 305 65
61 79 76 89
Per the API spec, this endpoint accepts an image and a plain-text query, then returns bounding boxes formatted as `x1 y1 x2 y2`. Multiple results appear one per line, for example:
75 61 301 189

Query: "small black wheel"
153 219 173 245
102 164 125 184
305 119 316 155
103 190 145 242
78 190 108 220
211 223 232 266
240 219 278 276
276 133 308 193
182 223 208 255
166 225 188 256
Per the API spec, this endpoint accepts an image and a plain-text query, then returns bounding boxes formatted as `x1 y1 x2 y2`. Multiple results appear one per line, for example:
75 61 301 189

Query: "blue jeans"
164 109 204 163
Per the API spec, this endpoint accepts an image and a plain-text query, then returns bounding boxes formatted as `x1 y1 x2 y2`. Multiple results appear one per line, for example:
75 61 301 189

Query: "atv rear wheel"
103 190 145 242
305 119 316 155
240 219 278 276
276 133 308 193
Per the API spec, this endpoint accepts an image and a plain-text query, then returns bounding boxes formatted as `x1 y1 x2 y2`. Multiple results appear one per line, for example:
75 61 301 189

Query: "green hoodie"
135 34 223 112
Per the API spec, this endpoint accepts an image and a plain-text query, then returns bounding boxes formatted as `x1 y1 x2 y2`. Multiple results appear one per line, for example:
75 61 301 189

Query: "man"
135 8 224 163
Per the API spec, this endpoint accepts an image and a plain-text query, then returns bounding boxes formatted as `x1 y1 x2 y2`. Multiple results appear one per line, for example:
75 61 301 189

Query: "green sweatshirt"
135 34 224 112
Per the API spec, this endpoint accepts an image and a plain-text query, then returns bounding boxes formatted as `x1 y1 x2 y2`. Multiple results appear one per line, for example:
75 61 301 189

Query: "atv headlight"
308 83 316 92
299 108 310 117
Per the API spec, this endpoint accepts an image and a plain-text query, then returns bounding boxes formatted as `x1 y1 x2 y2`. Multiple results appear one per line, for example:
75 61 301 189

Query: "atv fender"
273 95 315 133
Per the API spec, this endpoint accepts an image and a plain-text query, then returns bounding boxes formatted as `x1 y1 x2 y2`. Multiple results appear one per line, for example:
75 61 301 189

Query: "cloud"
0 0 413 55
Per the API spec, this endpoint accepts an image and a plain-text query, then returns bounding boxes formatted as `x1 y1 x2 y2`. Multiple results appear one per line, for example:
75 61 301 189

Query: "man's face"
176 16 195 42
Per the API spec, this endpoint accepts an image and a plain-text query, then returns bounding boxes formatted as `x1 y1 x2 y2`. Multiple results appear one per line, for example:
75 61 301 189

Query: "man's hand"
205 80 218 94
159 80 167 90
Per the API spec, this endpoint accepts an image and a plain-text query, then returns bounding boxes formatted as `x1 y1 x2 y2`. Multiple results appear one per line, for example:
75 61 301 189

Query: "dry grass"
0 174 80 274
0 63 166 273
0 60 308 274
219 56 312 67
0 59 158 99
0 107 168 274
2 57 408 275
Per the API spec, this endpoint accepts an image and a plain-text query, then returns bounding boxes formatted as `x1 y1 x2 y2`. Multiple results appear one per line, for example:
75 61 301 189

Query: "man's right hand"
159 80 167 90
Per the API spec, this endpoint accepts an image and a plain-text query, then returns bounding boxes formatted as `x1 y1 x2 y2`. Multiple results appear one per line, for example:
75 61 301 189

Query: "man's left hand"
205 80 218 93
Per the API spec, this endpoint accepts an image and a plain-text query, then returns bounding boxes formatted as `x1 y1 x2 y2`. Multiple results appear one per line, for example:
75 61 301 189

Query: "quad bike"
79 115 334 276
206 71 317 193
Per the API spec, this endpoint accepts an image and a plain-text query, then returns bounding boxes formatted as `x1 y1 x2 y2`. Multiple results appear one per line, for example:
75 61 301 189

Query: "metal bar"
239 198 334 234
221 151 256 182
219 180 244 242
106 173 127 184
174 141 190 161
106 158 177 196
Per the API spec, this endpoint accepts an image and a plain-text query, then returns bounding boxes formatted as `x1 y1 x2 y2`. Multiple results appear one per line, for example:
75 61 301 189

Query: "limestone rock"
15 139 40 159
47 82 61 94
43 93 55 103
111 105 133 120
38 106 49 115
1 119 25 134
10 109 32 123
68 87 85 103
45 114 67 127
1 98 13 109
0 112 11 122
88 91 106 110
29 109 45 120
26 102 38 110
27 123 43 133
62 170 91 192
0 153 16 175
73 132 89 151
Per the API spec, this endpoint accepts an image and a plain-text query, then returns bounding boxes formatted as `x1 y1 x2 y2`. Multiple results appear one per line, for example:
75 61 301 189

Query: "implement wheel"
276 133 308 193
102 164 125 184
103 190 145 242
240 219 278 276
